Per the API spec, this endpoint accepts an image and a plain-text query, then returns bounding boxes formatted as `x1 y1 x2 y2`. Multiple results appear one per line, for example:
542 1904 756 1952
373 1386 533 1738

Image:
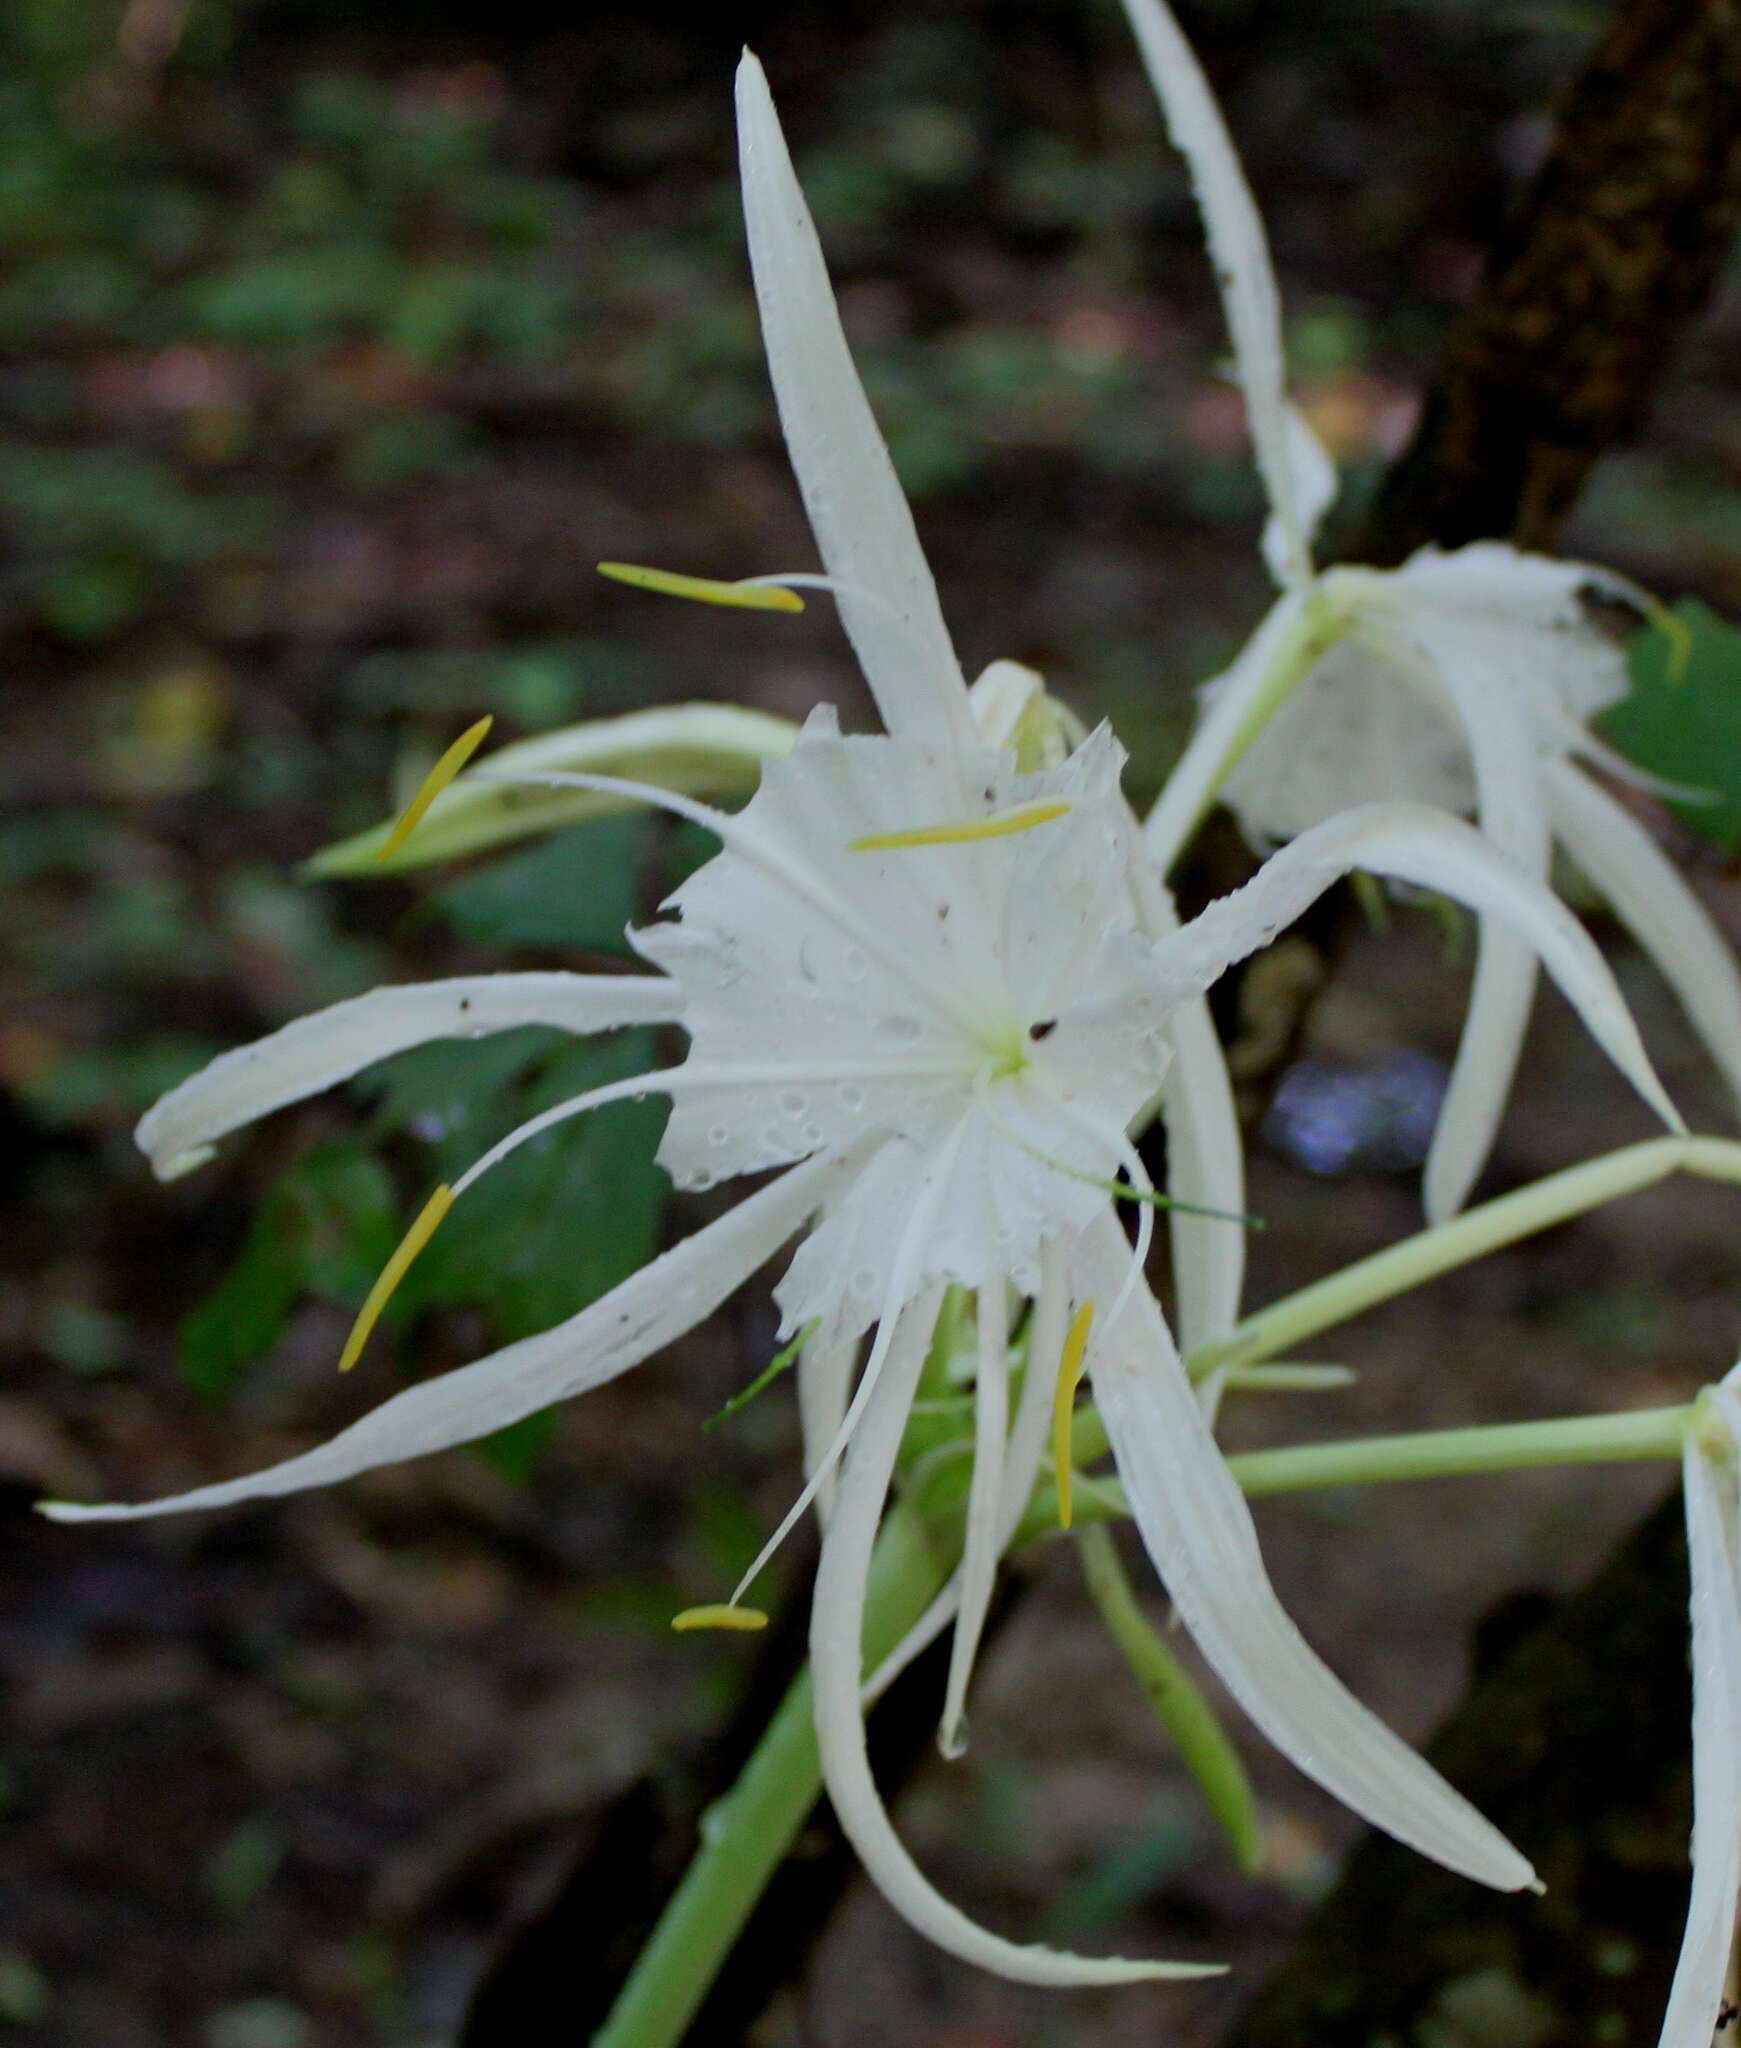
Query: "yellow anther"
377 717 494 862
847 801 1071 853
671 1604 769 1633
597 562 805 614
1051 1301 1095 1531
337 1184 455 1374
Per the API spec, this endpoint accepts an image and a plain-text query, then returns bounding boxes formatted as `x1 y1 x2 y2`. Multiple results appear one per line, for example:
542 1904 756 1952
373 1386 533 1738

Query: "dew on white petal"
708 1125 730 1147
687 1169 717 1192
780 1090 809 1116
850 1266 877 1296
873 1015 924 1048
797 936 824 984
801 1121 824 1145
836 1082 866 1112
842 946 869 981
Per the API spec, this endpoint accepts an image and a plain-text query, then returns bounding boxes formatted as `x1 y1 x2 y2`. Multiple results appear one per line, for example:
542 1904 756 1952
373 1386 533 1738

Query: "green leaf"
434 816 644 953
396 1029 667 1340
363 1025 560 1170
178 1229 299 1400
477 1408 557 1485
1601 601 1741 851
178 1143 398 1399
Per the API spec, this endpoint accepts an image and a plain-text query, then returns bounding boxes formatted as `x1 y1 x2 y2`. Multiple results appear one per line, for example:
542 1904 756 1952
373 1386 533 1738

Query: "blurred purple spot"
1264 1049 1447 1176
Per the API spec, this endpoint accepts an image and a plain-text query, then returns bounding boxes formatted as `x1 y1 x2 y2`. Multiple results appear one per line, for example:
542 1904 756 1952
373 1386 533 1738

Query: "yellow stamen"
377 717 494 862
1051 1301 1095 1531
671 1604 769 1633
848 801 1071 853
337 1184 454 1374
597 562 805 614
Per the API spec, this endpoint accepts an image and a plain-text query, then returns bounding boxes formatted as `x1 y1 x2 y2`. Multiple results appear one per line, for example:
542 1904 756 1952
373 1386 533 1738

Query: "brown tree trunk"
1362 0 1741 562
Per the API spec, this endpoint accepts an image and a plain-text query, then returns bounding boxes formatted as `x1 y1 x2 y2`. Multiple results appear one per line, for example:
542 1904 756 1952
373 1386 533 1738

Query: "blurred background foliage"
7 0 1741 2040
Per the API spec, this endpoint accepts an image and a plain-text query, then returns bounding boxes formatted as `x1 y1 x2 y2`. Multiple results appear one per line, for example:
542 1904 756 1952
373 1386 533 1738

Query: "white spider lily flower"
1121 0 1741 1223
45 51 1683 1987
1667 1368 1741 2048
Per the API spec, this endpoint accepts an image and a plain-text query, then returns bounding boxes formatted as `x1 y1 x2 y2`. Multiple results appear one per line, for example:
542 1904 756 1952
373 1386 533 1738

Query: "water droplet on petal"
780 1090 808 1116
872 1015 923 1048
842 947 868 982
836 1082 866 1112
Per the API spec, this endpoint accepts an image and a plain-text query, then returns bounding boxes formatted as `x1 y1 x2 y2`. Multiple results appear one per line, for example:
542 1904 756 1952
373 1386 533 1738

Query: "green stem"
1227 1403 1690 1494
1034 1403 1691 1544
1191 1135 1699 1380
590 1504 950 2048
1075 1523 1263 1872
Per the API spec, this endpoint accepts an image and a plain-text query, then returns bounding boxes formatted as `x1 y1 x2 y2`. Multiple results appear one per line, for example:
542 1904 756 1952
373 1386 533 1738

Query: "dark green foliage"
434 816 646 955
179 1142 399 1398
178 1022 670 1465
384 1029 667 1343
1604 601 1741 852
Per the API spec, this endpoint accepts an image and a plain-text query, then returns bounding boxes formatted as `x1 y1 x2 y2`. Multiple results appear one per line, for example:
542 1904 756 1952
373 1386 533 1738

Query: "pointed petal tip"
38 1498 113 1524
152 1143 216 1183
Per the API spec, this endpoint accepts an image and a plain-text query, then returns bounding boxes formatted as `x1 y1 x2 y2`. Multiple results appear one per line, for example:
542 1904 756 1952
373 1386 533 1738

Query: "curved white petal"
1385 543 1633 732
1360 594 1553 1222
863 1241 1067 1706
1261 406 1338 589
1560 720 1719 807
1116 0 1326 589
136 973 683 1181
811 1281 1218 1984
1078 1210 1535 1891
939 1276 1010 1757
1547 759 1741 1121
1144 584 1316 874
968 660 1045 749
1147 885 1245 1352
1152 800 1682 1137
1422 928 1540 1224
42 1147 852 1523
735 55 974 749
304 704 799 876
734 1115 975 1604
1663 1419 1741 2048
797 1329 860 1524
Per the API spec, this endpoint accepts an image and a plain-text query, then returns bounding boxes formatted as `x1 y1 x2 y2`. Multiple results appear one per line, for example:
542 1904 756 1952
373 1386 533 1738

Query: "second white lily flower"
1121 0 1741 1223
